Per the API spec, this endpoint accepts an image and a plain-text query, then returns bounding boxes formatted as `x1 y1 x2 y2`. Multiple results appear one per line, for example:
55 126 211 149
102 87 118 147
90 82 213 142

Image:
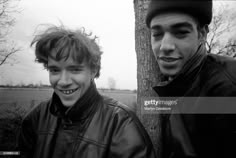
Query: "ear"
91 68 98 79
198 25 208 42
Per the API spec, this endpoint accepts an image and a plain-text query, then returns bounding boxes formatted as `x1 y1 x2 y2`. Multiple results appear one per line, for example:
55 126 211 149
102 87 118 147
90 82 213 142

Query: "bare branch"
207 3 236 55
0 47 20 65
0 0 10 5
0 0 21 65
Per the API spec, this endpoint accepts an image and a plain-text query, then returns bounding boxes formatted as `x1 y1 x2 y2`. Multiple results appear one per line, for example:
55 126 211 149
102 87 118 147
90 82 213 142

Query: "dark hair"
31 25 103 78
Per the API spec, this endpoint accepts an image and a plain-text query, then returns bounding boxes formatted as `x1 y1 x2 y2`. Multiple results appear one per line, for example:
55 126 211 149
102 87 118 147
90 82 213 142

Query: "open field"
0 88 137 114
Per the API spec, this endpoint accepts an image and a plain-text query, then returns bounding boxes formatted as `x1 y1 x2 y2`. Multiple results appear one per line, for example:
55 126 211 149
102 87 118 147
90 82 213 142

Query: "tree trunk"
134 0 163 157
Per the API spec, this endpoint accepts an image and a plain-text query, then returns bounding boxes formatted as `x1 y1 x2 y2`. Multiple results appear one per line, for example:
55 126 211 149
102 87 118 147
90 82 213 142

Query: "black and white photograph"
0 0 236 157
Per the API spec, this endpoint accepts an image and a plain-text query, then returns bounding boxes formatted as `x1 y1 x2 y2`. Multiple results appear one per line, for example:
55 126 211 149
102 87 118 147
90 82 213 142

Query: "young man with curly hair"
18 25 156 158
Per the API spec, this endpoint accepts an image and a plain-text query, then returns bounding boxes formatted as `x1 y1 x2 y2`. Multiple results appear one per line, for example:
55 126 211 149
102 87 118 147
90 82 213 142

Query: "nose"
160 33 176 54
58 71 72 87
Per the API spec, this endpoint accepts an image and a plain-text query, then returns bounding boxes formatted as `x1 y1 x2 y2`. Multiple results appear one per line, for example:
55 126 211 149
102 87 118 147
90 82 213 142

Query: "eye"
48 68 60 74
151 31 163 40
69 68 82 73
174 30 190 38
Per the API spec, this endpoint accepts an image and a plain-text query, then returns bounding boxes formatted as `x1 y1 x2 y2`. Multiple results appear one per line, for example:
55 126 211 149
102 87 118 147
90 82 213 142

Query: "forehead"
48 55 85 66
150 12 198 30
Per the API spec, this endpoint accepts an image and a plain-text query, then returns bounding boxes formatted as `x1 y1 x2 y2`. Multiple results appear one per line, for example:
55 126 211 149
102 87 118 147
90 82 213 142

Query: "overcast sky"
0 0 235 90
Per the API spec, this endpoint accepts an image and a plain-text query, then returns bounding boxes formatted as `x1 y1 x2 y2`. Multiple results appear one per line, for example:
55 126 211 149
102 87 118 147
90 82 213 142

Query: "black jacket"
154 53 236 158
19 85 156 158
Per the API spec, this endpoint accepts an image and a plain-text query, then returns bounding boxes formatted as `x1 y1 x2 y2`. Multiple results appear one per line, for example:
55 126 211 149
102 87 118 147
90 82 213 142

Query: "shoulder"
99 95 151 141
101 95 137 121
92 96 156 157
26 100 50 116
202 54 236 95
22 99 51 124
207 54 236 82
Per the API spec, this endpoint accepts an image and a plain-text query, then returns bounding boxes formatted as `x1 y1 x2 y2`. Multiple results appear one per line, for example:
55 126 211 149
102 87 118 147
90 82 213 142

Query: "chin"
161 69 180 77
61 100 77 107
159 62 183 77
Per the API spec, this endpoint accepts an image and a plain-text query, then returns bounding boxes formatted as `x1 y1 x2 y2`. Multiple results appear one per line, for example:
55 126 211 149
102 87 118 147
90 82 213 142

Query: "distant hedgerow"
0 102 33 153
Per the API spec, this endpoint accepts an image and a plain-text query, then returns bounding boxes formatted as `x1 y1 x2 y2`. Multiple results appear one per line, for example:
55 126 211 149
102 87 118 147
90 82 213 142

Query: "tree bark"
134 0 163 157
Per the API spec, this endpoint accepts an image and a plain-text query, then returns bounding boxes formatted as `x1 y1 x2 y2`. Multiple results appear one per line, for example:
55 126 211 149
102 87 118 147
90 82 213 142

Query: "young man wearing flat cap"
145 0 236 157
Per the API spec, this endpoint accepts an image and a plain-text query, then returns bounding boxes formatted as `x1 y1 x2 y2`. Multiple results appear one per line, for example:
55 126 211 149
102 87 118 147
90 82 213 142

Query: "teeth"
60 89 77 95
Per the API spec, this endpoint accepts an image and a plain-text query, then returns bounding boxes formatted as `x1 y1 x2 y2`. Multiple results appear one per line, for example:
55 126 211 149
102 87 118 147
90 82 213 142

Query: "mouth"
59 88 79 95
158 57 182 62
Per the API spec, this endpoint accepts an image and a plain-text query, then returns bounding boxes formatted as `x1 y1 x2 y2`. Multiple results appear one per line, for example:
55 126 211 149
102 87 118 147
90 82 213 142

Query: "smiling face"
150 12 203 77
48 56 96 107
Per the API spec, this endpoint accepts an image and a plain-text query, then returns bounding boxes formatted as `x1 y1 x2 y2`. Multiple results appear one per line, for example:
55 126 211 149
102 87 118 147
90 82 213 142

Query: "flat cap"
146 0 212 28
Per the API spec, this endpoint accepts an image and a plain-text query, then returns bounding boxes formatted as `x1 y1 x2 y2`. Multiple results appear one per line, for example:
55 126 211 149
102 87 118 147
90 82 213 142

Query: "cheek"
151 40 160 58
72 73 92 86
186 42 199 58
49 74 57 87
177 39 198 58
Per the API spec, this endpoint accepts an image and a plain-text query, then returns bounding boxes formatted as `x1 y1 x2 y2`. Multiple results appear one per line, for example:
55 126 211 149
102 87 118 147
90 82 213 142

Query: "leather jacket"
19 84 156 158
154 49 236 158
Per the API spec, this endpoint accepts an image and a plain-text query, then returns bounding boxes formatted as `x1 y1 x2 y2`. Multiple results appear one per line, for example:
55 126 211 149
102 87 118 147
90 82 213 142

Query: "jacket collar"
153 44 207 97
50 82 101 122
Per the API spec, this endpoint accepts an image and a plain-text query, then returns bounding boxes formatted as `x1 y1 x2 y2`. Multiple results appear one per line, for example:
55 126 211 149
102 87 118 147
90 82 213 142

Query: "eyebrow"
171 22 194 30
67 65 84 68
47 64 84 69
151 22 194 31
47 65 58 69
